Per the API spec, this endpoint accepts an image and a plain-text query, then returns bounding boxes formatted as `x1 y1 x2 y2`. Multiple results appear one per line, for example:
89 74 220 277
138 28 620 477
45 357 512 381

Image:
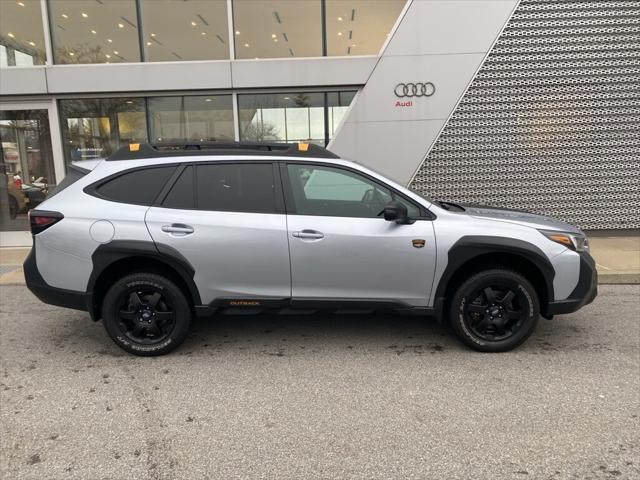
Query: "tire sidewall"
102 274 191 356
450 270 539 352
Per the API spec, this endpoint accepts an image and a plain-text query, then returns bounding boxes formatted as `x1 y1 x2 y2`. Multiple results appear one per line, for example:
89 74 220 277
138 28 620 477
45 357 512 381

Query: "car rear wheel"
449 269 539 352
102 273 192 356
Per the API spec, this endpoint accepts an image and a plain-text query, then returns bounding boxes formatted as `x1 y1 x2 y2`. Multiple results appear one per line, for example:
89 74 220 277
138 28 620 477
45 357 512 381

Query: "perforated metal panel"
410 0 640 230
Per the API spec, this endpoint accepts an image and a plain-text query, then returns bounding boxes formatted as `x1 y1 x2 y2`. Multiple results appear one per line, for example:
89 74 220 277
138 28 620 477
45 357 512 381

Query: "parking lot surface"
1 285 639 480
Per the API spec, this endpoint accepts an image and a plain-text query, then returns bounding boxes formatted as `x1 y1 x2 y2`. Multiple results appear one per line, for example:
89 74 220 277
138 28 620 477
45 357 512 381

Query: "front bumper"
24 245 89 312
545 251 598 316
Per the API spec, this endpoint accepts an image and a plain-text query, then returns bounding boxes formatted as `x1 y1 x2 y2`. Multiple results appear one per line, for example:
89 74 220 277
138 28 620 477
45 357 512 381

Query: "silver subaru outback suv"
24 142 597 355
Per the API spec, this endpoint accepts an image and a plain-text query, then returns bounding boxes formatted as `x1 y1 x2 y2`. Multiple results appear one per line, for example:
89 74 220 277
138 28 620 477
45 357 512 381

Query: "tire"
101 273 192 356
449 269 539 352
9 195 18 219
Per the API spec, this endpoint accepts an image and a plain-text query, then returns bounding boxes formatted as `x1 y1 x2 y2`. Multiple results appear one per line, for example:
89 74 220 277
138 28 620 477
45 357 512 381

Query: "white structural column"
329 0 519 186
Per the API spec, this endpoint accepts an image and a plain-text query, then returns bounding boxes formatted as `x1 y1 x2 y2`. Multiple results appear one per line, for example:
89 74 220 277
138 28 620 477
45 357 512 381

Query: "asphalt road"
1 285 639 480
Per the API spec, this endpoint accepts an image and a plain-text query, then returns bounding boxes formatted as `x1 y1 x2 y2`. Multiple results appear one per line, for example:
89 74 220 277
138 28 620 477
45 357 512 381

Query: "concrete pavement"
1 284 639 479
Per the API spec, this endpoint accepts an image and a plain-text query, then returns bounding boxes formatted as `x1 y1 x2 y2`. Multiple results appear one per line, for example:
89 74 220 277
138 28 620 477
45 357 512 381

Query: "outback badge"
412 239 426 249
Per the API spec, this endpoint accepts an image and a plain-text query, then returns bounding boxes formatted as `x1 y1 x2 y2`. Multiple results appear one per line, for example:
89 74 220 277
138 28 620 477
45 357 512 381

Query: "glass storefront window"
0 110 55 231
48 0 140 64
327 91 356 137
233 0 322 59
238 90 356 145
326 0 405 56
148 95 234 142
140 0 229 62
58 98 146 164
239 93 325 144
0 0 46 67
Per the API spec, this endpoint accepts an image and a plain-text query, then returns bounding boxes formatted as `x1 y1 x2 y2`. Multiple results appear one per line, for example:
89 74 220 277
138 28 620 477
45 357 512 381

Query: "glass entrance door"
0 109 55 231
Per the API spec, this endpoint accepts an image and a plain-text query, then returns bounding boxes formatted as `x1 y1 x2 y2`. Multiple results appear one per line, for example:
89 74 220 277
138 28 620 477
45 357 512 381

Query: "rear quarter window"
93 166 176 205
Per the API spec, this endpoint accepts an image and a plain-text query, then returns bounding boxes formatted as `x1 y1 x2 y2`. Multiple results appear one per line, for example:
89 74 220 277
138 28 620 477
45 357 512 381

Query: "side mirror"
381 201 414 224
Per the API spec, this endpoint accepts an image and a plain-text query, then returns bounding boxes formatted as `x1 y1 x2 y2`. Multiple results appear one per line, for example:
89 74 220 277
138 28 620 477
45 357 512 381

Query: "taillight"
29 210 64 235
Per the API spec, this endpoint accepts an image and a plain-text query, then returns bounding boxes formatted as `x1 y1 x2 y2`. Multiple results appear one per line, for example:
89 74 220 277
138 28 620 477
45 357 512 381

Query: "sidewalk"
1 235 638 287
587 234 640 284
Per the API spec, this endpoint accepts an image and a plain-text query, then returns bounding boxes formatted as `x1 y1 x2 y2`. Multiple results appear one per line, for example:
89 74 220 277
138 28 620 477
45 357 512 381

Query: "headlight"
539 230 589 252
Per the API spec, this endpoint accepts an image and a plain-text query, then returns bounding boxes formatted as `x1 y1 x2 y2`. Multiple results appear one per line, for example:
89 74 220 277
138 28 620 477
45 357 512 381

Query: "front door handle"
161 224 194 235
292 229 324 240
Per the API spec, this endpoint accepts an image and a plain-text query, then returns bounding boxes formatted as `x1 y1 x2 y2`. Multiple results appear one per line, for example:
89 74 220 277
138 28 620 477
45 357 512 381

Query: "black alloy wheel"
464 285 526 342
117 288 176 344
449 269 539 352
102 273 192 356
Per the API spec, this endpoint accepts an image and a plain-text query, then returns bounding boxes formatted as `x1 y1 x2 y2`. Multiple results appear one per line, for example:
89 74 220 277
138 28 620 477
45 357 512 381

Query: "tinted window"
196 163 276 213
96 167 175 205
287 164 419 218
163 167 194 209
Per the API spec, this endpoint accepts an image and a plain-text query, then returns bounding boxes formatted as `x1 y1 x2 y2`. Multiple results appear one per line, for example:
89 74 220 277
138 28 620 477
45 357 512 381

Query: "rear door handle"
292 229 324 240
161 224 194 235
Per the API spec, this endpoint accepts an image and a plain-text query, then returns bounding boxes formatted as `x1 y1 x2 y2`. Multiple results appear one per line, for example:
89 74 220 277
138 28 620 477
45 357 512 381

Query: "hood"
459 204 581 234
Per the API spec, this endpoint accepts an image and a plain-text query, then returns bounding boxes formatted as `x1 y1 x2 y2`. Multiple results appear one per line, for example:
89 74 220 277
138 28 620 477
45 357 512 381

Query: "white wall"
329 0 519 185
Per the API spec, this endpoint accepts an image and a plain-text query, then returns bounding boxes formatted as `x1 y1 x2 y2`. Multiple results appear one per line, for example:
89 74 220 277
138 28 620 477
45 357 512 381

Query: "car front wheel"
102 273 192 356
449 269 539 352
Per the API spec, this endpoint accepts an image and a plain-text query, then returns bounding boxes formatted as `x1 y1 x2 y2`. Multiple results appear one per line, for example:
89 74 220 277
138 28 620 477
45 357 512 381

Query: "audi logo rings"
394 82 436 98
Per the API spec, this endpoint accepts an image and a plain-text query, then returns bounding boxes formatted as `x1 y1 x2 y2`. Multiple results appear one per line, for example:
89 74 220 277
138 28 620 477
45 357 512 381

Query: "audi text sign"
394 82 436 107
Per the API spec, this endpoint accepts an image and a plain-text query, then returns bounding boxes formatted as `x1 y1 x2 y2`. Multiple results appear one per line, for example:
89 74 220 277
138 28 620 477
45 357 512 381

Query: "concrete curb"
598 274 640 285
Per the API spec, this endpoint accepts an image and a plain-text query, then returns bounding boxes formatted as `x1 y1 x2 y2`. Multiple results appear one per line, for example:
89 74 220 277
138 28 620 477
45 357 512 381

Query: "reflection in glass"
49 0 140 64
239 93 325 144
233 0 321 59
0 0 46 67
140 0 229 62
327 91 356 136
0 110 55 231
238 91 356 145
148 95 234 142
326 0 405 56
58 98 146 164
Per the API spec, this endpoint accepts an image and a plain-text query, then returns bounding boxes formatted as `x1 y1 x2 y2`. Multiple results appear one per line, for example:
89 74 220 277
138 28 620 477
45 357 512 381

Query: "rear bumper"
545 251 598 316
23 245 89 312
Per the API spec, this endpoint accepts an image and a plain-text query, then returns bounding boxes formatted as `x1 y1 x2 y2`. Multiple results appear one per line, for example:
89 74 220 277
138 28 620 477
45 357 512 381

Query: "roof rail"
106 141 340 161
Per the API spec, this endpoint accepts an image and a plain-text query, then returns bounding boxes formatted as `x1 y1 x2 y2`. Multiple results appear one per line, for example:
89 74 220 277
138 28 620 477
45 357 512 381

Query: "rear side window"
95 166 175 205
196 163 276 213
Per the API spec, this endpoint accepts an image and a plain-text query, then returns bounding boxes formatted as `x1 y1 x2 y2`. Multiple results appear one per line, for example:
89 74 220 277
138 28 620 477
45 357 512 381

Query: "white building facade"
1 0 638 234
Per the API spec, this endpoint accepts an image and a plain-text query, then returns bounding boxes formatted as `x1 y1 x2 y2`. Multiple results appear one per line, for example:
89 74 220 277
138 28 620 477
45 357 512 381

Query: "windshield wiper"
437 200 465 212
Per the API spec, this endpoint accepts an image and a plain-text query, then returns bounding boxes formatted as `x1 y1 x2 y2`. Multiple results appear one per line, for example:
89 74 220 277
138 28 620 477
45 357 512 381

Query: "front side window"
287 164 419 218
196 163 277 213
95 166 175 205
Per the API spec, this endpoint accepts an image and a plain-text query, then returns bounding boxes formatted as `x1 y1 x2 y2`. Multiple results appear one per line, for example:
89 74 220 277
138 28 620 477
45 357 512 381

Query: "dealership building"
1 0 638 236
